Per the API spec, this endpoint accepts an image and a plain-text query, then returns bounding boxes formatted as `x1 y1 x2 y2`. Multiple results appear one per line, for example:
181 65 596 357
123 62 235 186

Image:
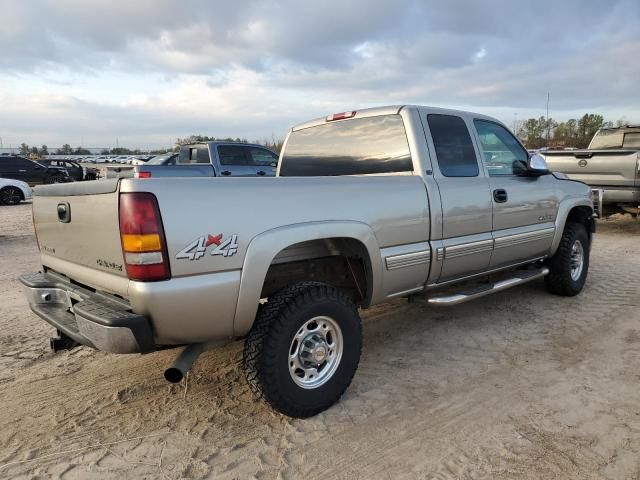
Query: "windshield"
146 154 172 165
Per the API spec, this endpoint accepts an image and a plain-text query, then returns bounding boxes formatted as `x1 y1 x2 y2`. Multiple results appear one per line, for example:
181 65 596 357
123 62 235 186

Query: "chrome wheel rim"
570 239 584 281
288 316 343 389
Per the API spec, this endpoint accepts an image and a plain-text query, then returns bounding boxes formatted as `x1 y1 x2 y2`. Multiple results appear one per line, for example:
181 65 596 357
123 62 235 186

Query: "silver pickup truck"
133 141 278 179
21 105 595 418
541 125 640 215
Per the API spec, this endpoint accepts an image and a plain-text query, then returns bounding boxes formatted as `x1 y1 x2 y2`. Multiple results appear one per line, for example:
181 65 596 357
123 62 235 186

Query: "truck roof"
290 105 502 132
599 125 640 133
180 141 270 149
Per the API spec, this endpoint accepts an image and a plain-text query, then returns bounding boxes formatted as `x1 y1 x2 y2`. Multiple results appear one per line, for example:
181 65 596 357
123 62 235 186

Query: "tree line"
16 134 285 157
174 134 284 153
17 143 168 156
516 113 631 149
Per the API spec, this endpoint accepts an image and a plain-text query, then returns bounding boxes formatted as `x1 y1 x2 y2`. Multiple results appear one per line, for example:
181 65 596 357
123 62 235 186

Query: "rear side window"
15 158 34 169
178 145 210 164
427 114 479 177
623 132 640 149
218 145 248 166
280 115 413 176
247 147 278 166
0 157 19 169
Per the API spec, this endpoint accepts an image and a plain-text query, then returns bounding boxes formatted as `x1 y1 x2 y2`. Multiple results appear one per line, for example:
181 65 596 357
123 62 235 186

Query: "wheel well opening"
566 205 595 237
261 238 371 306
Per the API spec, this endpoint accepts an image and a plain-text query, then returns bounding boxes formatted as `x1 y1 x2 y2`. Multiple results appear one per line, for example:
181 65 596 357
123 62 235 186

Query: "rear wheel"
243 282 362 418
545 222 590 296
0 186 23 205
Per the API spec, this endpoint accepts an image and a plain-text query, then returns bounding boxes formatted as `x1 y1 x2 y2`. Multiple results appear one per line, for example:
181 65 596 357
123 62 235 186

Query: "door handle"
221 170 231 176
257 170 266 176
493 189 508 203
18 169 27 172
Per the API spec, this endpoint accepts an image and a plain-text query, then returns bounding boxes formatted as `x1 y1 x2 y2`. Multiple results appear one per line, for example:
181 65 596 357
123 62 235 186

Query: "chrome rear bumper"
20 271 155 354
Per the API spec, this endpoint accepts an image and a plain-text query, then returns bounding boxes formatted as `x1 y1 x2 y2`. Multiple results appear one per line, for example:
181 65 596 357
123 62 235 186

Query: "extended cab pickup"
541 125 640 215
21 106 595 418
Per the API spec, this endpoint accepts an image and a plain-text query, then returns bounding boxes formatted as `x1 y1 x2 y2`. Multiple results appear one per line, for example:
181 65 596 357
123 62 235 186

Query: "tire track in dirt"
1 204 639 479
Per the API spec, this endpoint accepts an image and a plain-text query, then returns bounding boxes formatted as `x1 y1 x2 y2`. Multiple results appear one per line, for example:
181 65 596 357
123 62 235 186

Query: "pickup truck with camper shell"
39 159 100 181
20 105 595 418
541 124 640 216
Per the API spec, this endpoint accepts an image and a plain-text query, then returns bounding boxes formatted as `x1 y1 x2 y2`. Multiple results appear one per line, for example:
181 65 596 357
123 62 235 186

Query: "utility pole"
546 92 550 144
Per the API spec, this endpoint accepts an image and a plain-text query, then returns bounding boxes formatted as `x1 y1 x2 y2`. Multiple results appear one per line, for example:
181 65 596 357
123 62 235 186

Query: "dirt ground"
1 203 639 479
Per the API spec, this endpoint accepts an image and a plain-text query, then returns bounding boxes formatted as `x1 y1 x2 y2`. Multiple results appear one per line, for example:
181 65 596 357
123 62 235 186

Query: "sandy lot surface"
1 203 639 479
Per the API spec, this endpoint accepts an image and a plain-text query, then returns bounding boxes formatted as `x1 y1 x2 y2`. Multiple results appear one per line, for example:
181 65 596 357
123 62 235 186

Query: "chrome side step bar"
428 267 549 306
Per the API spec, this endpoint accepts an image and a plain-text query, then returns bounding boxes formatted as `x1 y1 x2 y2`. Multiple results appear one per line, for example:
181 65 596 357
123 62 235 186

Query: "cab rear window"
280 115 413 176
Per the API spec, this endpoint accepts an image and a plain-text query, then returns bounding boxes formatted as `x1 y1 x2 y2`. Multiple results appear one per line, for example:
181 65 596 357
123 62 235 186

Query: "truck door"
424 113 493 282
245 146 278 177
215 145 254 177
471 119 559 267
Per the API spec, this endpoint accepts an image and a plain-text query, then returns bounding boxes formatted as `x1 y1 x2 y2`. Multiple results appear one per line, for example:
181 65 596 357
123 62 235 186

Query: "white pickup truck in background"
541 125 640 216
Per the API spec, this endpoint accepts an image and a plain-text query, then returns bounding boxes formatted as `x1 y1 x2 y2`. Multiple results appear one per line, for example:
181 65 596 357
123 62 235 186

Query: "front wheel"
243 282 362 418
545 222 590 296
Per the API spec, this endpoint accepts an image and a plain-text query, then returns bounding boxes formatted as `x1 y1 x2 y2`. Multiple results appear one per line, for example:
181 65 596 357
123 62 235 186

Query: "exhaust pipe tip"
164 367 184 383
164 343 204 384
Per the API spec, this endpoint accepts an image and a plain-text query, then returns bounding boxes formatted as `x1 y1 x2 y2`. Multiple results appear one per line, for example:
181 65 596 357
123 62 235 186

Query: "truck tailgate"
543 150 638 187
32 179 127 281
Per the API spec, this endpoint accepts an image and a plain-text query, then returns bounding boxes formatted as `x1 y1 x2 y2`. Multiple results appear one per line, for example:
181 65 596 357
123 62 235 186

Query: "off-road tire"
0 186 23 205
545 222 590 296
243 282 362 418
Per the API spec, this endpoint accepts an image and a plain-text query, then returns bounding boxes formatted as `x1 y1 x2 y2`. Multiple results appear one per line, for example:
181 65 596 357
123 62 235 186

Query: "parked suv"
0 156 70 185
39 159 100 181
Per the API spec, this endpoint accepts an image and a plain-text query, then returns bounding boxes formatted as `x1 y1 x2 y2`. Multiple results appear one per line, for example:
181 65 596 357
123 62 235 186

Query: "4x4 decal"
176 233 239 260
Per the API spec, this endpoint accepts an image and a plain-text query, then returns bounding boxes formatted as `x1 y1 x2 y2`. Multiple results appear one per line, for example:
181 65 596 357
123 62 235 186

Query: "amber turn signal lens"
121 233 161 252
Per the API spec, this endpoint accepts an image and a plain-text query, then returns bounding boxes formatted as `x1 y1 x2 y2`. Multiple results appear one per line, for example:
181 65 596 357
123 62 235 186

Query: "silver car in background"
0 178 32 205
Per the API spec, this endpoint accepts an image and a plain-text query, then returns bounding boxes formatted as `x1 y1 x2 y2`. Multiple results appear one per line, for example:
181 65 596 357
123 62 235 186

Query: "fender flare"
232 221 382 336
551 197 593 255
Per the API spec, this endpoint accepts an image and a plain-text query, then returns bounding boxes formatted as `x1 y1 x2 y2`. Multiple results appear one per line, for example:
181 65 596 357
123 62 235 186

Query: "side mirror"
526 153 550 176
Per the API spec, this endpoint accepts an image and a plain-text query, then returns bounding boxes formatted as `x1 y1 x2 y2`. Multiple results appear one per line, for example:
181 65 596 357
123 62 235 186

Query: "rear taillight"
119 192 170 281
326 111 356 122
135 171 152 178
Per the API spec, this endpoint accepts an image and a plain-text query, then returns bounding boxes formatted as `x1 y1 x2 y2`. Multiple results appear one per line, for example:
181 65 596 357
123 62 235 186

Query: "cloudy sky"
1 0 638 150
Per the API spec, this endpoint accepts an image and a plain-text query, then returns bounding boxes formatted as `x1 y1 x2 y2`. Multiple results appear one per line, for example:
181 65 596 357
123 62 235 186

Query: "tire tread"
545 222 589 296
243 282 361 418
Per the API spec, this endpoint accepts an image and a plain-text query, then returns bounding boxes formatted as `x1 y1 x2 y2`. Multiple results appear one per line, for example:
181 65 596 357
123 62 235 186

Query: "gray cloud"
0 0 638 147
